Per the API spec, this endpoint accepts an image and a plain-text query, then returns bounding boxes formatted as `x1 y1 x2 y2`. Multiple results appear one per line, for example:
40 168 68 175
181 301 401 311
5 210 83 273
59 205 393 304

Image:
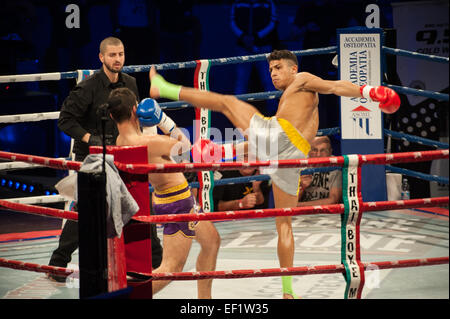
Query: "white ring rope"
0 158 70 171
0 161 43 170
2 195 67 205
0 112 60 124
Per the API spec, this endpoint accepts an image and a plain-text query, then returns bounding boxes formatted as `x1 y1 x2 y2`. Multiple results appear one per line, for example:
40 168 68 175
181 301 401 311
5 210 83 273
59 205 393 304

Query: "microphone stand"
100 107 108 174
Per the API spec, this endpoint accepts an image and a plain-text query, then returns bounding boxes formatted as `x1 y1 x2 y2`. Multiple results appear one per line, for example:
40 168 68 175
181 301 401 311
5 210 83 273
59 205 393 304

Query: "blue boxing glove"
136 98 176 134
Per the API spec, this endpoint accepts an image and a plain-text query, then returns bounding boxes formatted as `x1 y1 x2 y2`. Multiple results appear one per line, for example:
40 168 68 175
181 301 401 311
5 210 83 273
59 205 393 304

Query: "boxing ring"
0 33 448 300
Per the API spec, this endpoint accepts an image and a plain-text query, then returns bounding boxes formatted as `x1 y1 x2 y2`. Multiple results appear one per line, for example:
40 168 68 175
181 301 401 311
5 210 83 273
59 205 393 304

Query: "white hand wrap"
158 113 176 134
361 85 374 100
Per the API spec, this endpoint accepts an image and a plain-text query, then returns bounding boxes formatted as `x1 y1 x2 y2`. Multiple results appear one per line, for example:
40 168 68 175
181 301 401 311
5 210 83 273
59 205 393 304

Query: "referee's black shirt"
58 68 139 161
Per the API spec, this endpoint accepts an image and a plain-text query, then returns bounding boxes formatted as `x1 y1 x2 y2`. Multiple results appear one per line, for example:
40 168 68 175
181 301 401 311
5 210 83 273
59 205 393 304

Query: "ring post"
90 145 153 298
337 27 387 202
77 171 108 298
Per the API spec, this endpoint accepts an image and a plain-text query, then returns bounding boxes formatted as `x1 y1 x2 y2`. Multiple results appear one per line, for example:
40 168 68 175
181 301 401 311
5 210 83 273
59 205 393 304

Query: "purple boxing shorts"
152 181 198 238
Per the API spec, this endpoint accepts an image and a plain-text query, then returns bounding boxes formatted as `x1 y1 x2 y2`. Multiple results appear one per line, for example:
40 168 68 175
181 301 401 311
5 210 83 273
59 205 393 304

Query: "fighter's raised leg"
149 66 258 135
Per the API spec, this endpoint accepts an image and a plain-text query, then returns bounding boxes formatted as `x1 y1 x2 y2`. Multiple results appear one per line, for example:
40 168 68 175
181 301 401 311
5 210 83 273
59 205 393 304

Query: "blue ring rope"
383 47 449 64
146 162 448 190
3 45 448 84
159 91 283 110
384 129 449 149
4 47 337 82
386 165 449 185
124 46 338 73
42 46 450 81
148 166 341 192
384 83 449 102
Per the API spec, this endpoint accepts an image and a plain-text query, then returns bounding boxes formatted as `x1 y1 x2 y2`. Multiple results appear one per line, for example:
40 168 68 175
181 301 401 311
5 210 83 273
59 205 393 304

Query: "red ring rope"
133 197 448 224
114 149 449 174
0 199 78 220
2 256 446 282
0 257 76 278
1 197 447 224
0 149 448 174
148 256 450 281
0 150 81 171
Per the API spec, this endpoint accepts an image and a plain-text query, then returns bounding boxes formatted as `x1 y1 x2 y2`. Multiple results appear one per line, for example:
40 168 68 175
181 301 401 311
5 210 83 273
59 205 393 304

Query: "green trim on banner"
206 62 211 91
340 154 365 299
341 155 352 298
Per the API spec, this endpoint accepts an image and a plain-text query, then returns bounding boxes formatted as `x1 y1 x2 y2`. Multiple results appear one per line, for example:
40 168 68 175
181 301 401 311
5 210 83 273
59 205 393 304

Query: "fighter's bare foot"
283 293 300 299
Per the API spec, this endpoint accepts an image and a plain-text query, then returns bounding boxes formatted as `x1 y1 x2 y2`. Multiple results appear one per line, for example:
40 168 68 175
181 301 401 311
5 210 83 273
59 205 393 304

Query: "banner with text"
338 27 386 202
339 29 383 140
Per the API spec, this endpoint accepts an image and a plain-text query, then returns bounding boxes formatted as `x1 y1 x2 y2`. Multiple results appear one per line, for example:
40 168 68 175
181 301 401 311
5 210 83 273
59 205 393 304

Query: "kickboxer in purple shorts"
108 87 220 299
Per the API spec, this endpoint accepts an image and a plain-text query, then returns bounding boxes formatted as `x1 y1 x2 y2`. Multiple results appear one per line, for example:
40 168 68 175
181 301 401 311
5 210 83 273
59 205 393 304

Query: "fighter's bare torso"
275 73 319 145
116 133 186 191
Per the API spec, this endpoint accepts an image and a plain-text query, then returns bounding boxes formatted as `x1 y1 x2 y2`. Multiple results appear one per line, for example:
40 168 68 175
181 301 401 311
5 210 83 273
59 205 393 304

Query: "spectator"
298 136 342 206
213 157 271 211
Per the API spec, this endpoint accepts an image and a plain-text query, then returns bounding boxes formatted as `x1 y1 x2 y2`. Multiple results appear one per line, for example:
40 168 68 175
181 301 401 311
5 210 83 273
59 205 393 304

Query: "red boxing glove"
192 139 236 163
360 85 401 114
191 139 236 163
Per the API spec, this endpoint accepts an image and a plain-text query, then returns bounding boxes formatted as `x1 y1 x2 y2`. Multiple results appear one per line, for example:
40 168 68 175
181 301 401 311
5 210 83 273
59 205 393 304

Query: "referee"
48 37 163 280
